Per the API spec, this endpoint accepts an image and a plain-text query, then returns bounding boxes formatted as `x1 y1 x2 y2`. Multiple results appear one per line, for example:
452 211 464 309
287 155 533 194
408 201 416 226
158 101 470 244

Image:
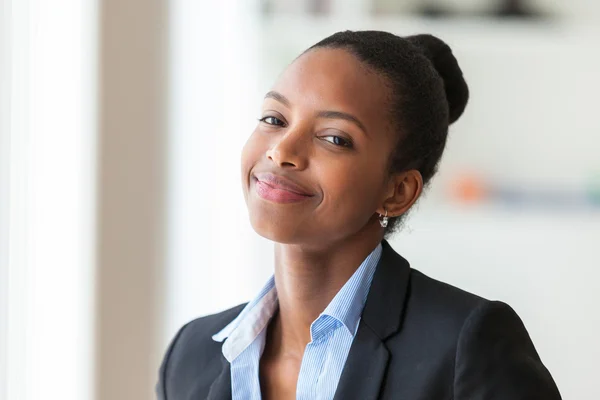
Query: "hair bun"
406 34 469 124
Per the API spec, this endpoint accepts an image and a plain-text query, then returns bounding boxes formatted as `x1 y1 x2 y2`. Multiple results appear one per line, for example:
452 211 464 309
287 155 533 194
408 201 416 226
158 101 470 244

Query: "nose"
266 128 309 170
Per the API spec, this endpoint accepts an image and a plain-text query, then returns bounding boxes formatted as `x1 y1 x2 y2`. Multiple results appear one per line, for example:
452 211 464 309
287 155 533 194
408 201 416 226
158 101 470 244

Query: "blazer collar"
332 239 411 400
358 239 411 341
208 239 410 400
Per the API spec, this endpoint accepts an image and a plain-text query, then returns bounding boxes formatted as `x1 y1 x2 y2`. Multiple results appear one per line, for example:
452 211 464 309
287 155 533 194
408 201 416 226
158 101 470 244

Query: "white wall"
165 0 271 338
0 1 97 399
0 2 10 398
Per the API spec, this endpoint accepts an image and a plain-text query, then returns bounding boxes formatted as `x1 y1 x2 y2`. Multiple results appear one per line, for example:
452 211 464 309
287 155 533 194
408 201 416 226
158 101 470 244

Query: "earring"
379 209 389 228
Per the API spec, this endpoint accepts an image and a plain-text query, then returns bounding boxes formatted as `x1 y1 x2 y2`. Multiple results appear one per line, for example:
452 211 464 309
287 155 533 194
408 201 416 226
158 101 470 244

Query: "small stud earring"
379 209 389 228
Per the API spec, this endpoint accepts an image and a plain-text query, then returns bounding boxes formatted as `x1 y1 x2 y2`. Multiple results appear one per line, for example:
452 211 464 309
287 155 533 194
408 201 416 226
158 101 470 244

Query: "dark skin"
240 48 424 399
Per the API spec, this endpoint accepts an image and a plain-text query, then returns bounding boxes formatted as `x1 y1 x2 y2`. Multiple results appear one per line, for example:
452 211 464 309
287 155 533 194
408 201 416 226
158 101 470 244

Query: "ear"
375 170 424 218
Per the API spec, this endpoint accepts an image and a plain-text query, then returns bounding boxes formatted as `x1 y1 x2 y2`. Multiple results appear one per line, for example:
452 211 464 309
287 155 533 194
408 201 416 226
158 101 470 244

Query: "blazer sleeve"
453 300 562 400
155 322 191 400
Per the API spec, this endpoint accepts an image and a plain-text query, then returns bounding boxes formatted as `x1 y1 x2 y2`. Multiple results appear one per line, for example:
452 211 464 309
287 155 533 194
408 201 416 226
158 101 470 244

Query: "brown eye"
259 116 286 127
322 135 353 148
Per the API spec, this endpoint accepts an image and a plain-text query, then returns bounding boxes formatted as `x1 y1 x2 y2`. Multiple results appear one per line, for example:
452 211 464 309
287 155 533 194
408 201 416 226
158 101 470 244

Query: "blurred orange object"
450 174 487 203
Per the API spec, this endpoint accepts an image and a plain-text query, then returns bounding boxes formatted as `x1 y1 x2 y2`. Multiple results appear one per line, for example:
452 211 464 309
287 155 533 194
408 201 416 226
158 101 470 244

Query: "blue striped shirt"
211 242 382 400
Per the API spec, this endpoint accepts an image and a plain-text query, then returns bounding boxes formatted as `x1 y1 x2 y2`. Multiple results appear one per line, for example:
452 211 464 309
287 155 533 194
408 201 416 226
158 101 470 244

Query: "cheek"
316 158 386 222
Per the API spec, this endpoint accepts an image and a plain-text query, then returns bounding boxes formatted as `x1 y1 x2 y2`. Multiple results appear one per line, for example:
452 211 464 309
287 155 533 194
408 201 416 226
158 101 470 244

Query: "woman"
156 30 561 399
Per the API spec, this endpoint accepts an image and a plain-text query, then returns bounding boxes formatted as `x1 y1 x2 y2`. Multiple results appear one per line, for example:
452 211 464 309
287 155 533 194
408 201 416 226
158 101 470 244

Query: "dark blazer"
156 240 561 399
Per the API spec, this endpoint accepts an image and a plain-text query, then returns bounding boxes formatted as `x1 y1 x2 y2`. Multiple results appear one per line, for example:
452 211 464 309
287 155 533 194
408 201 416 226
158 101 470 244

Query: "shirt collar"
211 275 277 343
318 242 382 337
211 242 382 360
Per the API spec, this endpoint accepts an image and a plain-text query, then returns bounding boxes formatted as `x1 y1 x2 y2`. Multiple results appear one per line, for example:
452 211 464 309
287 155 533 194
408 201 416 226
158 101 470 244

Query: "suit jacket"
156 240 561 399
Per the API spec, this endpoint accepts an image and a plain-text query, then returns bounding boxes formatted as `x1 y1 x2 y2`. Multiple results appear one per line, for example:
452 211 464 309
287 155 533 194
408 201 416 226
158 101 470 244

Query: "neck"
268 227 383 359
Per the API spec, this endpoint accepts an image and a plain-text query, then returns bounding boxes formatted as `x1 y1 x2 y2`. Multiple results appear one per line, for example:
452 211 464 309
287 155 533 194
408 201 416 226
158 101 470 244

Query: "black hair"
307 30 469 237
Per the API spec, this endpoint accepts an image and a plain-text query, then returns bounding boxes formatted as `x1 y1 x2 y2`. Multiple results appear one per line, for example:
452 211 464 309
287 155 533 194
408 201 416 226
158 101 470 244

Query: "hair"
306 30 470 237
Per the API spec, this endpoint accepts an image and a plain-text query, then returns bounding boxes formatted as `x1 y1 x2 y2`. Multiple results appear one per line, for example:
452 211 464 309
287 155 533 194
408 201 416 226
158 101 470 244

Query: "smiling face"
241 48 402 246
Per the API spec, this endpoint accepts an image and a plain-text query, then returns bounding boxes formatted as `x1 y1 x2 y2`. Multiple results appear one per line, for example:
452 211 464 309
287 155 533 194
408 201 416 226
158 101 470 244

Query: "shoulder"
384 264 492 360
452 296 561 398
403 268 532 348
404 268 537 347
406 268 487 325
379 240 488 332
390 268 561 398
156 303 247 399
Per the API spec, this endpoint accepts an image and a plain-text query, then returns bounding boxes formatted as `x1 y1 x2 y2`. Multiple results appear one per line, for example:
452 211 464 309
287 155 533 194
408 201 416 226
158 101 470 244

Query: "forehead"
270 48 392 126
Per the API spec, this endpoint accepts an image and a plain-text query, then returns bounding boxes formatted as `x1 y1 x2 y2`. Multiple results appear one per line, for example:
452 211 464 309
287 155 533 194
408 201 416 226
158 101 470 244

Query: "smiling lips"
253 172 314 203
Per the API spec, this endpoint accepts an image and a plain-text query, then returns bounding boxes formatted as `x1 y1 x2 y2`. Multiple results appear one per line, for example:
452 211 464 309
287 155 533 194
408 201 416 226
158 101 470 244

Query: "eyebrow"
265 91 291 107
264 90 368 136
316 110 368 136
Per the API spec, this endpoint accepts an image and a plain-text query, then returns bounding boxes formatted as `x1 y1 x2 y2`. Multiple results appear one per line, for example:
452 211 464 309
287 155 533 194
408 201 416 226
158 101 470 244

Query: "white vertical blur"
166 0 273 342
0 0 97 399
0 2 11 398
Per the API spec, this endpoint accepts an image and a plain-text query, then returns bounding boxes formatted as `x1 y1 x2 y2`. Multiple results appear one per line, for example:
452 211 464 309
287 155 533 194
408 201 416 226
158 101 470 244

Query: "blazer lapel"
333 239 411 400
206 355 232 400
332 322 390 400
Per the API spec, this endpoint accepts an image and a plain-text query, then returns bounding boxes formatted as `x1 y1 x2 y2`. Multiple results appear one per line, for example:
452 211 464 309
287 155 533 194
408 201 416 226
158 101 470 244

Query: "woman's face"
241 48 399 246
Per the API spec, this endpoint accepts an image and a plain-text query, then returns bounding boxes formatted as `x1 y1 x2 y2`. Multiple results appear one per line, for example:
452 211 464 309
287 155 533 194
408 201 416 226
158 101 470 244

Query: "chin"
248 212 300 244
245 193 308 243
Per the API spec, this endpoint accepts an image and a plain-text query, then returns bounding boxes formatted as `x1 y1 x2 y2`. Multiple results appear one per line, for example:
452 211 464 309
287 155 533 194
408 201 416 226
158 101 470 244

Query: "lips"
254 172 313 195
253 172 314 203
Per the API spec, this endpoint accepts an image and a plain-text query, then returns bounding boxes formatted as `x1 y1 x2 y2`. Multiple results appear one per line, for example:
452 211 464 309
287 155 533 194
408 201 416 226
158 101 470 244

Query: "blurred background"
1 0 599 399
